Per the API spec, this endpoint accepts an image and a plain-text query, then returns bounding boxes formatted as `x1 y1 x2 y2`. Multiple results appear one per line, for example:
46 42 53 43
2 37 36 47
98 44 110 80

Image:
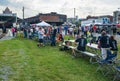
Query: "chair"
112 59 120 81
113 66 120 81
96 50 117 76
106 51 117 61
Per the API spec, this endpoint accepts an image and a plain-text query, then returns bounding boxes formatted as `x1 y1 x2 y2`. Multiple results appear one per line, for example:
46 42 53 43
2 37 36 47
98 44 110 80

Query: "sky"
0 0 120 18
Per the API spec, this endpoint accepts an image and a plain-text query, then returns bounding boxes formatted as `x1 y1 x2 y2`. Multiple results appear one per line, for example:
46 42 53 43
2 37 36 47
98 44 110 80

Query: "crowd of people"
21 26 64 47
10 24 119 60
74 30 118 60
2 24 118 81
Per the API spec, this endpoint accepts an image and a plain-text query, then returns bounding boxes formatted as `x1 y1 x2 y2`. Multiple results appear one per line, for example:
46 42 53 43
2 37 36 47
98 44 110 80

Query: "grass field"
0 37 119 81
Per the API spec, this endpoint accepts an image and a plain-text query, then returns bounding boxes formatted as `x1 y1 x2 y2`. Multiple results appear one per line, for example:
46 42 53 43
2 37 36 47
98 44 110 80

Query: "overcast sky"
0 0 120 18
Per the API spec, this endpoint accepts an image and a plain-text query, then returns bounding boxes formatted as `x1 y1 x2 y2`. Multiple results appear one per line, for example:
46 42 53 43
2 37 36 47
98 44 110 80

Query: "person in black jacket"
109 36 118 51
111 26 117 35
75 34 87 51
51 27 57 46
99 31 110 60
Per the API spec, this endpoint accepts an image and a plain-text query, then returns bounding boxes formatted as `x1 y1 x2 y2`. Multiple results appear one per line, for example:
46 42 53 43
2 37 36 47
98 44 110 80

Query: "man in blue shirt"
51 27 57 46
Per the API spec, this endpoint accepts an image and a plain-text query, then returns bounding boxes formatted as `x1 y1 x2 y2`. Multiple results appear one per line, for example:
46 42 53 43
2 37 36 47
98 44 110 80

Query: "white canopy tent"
62 22 73 26
36 21 51 27
62 22 76 27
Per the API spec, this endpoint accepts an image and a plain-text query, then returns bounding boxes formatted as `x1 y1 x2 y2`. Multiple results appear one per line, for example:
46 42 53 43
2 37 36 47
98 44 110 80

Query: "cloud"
0 0 9 5
0 0 120 18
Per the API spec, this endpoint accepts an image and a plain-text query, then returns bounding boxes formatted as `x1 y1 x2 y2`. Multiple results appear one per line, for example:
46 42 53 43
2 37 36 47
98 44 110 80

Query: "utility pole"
117 8 120 24
22 6 24 20
22 6 24 25
74 8 76 23
15 13 17 23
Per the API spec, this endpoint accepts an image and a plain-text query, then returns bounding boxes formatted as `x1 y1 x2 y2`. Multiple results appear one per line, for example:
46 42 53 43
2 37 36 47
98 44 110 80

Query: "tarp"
116 24 120 27
36 21 51 27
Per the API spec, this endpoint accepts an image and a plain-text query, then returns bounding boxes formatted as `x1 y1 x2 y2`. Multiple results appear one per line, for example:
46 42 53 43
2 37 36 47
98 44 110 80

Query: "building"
3 7 12 14
0 7 17 28
113 11 120 24
81 15 113 26
24 12 67 26
86 15 113 23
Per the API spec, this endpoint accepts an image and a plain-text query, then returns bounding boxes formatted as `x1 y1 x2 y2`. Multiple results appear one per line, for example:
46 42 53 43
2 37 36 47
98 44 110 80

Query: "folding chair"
96 50 117 76
113 66 120 81
112 59 120 81
106 51 117 61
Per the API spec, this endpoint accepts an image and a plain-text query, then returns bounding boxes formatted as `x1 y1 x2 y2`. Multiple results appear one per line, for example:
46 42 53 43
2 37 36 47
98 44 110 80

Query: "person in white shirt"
69 27 73 36
37 27 44 47
35 26 39 32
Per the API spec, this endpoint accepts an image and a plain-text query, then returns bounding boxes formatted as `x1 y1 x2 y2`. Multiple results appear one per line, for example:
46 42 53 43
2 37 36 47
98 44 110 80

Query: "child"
56 34 64 43
37 27 44 47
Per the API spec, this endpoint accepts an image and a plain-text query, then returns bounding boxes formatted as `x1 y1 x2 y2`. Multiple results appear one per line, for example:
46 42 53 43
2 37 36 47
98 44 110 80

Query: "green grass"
0 37 119 81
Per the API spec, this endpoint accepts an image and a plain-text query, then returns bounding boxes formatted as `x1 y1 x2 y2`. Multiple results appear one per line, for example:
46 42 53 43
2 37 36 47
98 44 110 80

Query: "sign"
0 13 16 17
102 18 109 24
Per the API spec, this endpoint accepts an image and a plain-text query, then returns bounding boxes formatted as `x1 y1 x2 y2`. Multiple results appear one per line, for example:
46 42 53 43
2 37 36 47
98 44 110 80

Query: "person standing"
69 27 73 37
51 27 57 46
64 25 68 35
11 27 15 37
14 27 17 37
37 27 44 47
23 28 27 38
109 36 118 52
2 25 6 33
84 26 88 37
99 31 110 60
93 25 97 35
111 26 117 36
